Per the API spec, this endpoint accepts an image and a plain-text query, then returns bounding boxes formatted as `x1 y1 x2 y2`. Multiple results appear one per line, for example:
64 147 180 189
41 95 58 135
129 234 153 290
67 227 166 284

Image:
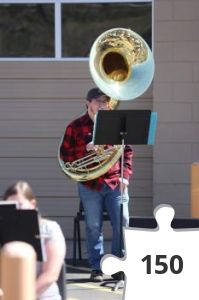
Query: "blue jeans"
78 182 129 270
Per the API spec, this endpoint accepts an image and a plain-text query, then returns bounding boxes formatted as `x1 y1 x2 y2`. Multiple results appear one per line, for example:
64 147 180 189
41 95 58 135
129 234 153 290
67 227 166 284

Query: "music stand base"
112 279 124 291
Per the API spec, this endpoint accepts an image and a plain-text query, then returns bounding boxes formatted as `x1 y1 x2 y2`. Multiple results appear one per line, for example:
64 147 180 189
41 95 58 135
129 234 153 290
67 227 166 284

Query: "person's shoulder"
41 218 60 228
40 219 66 249
40 218 63 235
68 112 89 128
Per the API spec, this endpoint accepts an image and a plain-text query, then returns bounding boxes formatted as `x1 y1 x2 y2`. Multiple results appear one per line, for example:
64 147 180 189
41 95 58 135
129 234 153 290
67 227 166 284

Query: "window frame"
0 0 154 61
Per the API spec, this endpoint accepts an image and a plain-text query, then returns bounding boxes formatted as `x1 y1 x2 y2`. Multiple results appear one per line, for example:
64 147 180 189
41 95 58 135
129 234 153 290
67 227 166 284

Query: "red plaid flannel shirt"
60 112 133 191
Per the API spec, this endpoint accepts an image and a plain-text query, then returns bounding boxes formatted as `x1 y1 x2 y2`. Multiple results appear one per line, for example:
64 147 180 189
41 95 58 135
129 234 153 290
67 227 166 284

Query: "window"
62 2 152 58
0 4 54 57
0 0 153 60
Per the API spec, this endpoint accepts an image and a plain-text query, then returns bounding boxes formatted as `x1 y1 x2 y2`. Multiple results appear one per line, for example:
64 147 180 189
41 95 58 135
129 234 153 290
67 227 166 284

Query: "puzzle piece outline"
101 205 199 300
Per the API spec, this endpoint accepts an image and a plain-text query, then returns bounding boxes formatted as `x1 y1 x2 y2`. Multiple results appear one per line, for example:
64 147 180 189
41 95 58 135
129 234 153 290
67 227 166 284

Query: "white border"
55 1 62 58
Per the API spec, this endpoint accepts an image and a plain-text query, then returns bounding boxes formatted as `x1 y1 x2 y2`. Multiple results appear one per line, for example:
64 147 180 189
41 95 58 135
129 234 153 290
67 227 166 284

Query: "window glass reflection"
62 2 152 57
0 4 54 57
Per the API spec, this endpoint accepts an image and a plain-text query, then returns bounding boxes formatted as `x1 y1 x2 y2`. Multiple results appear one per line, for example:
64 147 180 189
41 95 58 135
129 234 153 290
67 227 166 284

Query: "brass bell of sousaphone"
89 28 155 101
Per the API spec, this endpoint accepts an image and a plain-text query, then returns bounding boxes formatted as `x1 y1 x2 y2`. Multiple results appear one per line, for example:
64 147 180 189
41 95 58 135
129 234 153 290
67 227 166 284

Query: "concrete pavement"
66 260 123 300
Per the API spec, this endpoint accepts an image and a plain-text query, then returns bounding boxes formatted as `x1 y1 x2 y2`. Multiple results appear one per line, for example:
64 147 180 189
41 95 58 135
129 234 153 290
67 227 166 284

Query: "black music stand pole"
114 131 126 291
119 131 126 259
93 109 157 290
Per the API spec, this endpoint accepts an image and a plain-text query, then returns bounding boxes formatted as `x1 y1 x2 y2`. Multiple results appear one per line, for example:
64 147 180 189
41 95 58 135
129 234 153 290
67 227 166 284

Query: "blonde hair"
3 181 35 201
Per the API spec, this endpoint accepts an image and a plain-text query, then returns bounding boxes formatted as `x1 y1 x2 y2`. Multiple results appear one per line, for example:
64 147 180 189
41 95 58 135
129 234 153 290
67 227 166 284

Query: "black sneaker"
90 270 103 282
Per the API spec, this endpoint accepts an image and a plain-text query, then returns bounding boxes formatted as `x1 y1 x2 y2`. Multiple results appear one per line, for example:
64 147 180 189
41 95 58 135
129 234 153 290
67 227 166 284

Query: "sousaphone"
58 28 155 181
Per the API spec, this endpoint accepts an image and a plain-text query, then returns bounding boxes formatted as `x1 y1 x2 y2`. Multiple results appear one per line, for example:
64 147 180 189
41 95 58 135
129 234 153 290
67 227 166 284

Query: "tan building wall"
153 0 199 216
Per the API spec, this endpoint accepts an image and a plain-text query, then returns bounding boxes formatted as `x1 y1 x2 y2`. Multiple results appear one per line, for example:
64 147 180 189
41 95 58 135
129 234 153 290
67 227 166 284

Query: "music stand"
93 109 157 290
0 209 44 261
0 201 18 212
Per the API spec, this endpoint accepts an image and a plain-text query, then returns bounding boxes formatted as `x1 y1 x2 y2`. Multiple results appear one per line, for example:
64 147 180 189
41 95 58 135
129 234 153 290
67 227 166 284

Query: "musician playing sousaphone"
59 87 133 282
